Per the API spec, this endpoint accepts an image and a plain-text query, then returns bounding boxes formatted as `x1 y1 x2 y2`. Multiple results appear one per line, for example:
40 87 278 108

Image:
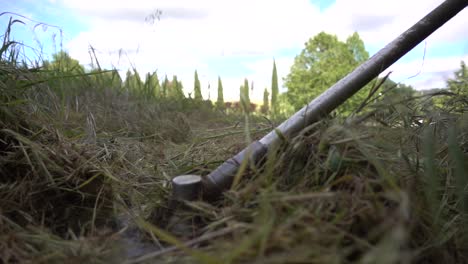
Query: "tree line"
42 31 467 118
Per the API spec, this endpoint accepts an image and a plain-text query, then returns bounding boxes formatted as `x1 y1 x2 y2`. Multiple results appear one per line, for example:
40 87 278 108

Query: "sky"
2 0 468 102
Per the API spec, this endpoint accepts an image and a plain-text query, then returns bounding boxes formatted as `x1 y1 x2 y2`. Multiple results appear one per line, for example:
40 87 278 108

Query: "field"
1 20 468 264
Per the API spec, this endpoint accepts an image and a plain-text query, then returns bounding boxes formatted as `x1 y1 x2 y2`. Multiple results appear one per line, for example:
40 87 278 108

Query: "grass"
1 14 468 264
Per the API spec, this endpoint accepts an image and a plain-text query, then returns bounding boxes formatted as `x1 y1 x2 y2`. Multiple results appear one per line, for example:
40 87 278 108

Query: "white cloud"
383 54 468 89
61 0 468 102
321 0 468 90
321 0 468 45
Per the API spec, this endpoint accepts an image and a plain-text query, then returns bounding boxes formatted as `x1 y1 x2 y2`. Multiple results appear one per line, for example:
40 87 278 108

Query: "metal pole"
172 0 468 201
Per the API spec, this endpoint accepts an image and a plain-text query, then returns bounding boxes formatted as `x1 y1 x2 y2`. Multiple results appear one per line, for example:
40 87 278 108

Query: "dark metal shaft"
177 0 468 200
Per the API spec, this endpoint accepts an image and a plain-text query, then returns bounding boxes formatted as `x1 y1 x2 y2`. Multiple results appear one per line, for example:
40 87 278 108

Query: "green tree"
124 69 132 88
346 32 368 63
88 68 122 90
447 61 467 95
105 69 122 89
380 79 415 100
144 71 161 99
168 75 176 98
43 51 84 73
240 78 251 114
261 87 270 114
278 93 295 117
194 70 203 101
271 59 279 118
42 51 85 93
239 85 244 112
178 81 185 99
169 75 185 100
216 76 225 111
169 75 175 97
284 32 371 115
161 75 169 98
124 68 144 92
373 78 415 112
244 79 250 107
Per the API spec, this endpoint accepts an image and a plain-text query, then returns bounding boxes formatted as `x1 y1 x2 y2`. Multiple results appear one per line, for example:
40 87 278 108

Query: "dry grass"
1 14 468 264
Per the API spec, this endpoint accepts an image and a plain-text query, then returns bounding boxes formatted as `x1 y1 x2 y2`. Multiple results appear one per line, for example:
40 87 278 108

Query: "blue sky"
2 0 467 102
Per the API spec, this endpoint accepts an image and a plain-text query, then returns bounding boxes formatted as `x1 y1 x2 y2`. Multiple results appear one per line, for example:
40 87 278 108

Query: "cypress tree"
244 78 250 109
239 84 244 111
216 76 225 110
169 75 178 98
151 71 161 98
144 71 160 99
124 68 143 92
271 60 279 118
132 68 143 90
176 80 185 100
162 75 169 98
144 72 152 98
261 87 269 114
240 78 251 114
124 69 132 90
194 70 203 101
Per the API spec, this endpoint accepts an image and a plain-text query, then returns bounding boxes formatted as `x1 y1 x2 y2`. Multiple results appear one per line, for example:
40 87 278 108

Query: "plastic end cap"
172 175 203 201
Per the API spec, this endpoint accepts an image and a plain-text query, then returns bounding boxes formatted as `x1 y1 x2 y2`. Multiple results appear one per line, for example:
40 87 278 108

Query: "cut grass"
1 13 468 264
